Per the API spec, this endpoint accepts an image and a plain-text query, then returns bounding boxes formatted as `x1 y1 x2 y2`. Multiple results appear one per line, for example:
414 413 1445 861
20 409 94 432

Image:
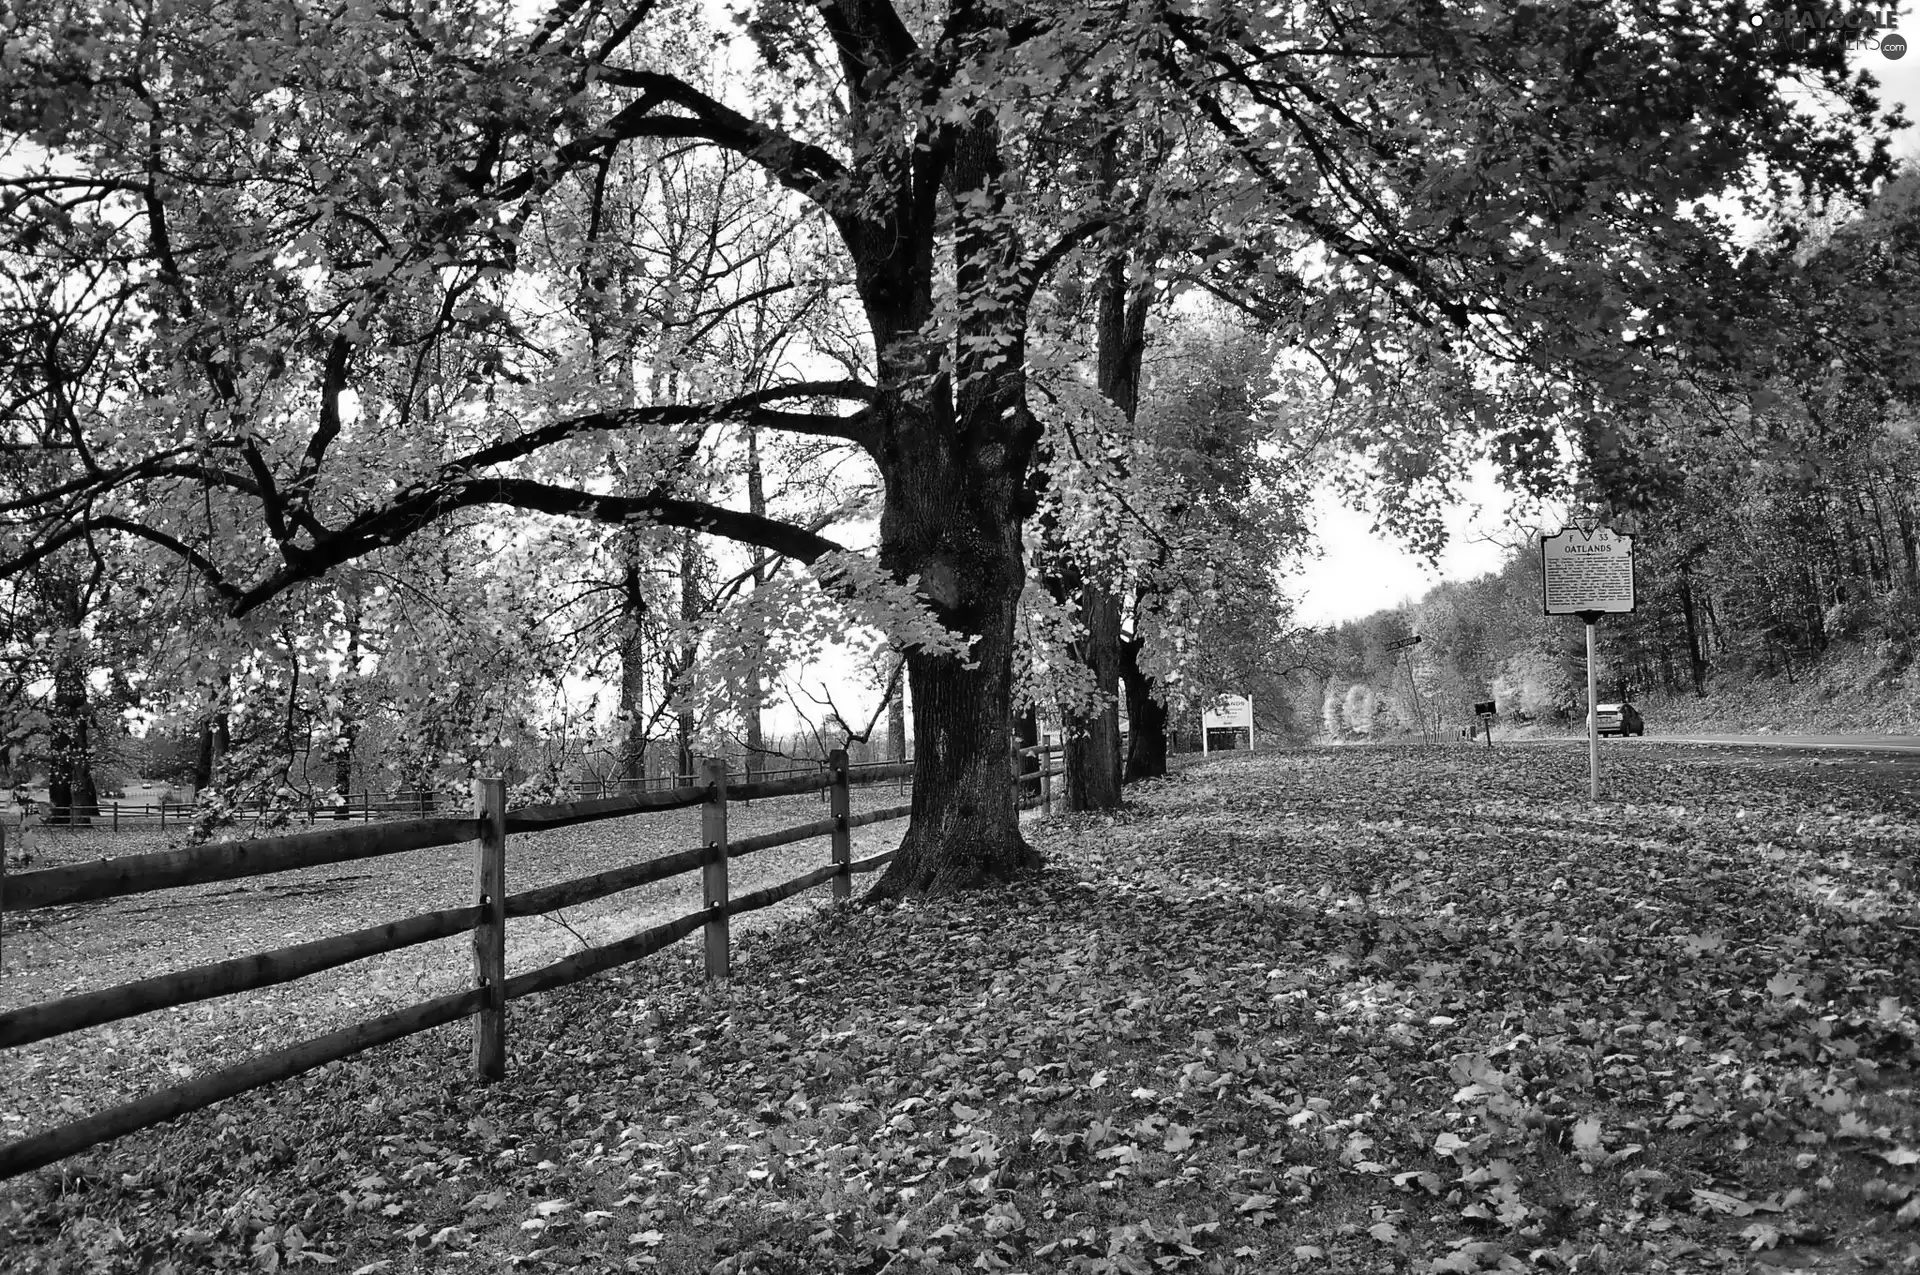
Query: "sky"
1290 34 1920 629
1287 471 1527 627
1864 29 1920 160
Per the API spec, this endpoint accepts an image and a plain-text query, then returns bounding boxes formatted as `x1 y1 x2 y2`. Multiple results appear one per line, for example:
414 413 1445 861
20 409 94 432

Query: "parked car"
1594 702 1645 737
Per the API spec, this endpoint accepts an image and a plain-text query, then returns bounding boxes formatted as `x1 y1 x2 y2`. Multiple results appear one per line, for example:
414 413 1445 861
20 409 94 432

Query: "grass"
1 743 1917 1274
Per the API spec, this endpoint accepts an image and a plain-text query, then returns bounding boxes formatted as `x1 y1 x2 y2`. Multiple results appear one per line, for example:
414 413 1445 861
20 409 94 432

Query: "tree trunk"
887 657 907 762
1015 705 1039 784
195 707 230 792
333 597 363 805
1119 635 1169 781
194 724 212 791
618 556 649 781
1063 583 1123 810
1892 483 1919 587
1864 483 1897 592
48 648 97 823
858 105 1040 897
868 399 1038 897
676 528 699 782
878 628 1036 896
744 427 768 780
1676 566 1708 697
1055 246 1152 809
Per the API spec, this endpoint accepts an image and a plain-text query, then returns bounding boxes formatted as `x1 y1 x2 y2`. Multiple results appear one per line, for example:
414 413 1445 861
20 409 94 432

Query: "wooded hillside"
1310 494 1920 740
1300 168 1920 742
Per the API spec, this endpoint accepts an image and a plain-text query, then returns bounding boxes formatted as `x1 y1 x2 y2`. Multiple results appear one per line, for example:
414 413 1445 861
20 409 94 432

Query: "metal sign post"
1541 527 1636 801
1583 612 1600 800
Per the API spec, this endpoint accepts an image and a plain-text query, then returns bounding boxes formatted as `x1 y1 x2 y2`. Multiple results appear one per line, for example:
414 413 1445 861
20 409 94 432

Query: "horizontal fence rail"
0 745 1062 1180
29 791 462 830
28 761 918 831
2 818 479 913
0 987 489 1180
0 904 487 1051
501 783 712 835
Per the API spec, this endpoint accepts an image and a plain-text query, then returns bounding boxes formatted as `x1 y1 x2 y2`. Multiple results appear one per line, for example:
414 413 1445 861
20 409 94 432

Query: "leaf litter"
1 744 1918 1274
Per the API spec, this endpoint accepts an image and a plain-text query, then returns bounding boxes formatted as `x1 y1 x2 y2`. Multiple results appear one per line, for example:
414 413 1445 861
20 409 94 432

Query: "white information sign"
1541 527 1636 616
1201 694 1254 754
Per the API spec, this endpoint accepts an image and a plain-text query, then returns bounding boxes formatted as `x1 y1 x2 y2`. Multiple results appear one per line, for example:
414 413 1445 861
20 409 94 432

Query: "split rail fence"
0 746 1063 1180
34 759 910 831
33 793 441 831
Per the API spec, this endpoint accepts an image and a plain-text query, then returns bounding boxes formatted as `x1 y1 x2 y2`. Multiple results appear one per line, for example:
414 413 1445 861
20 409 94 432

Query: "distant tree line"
1304 171 1920 736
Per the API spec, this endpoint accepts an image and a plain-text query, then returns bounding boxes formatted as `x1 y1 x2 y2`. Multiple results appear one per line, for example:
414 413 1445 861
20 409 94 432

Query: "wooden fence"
32 795 434 831
0 747 1061 1180
31 759 909 830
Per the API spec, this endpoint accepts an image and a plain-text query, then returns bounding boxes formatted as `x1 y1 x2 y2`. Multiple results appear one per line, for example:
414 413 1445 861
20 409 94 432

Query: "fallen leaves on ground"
2 744 1918 1274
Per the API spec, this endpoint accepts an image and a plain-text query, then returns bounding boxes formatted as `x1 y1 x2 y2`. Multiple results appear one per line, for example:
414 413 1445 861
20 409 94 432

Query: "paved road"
1504 731 1920 777
1507 730 1920 753
1632 732 1920 753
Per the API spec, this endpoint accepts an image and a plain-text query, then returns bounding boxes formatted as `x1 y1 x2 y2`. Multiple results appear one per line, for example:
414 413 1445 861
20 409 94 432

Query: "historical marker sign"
1541 527 1636 616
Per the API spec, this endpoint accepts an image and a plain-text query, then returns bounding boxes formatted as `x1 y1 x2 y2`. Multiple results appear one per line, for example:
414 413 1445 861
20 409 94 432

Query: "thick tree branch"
231 480 847 616
515 69 853 234
0 515 244 603
0 450 254 516
298 336 354 488
815 0 921 103
446 381 878 477
1022 218 1115 312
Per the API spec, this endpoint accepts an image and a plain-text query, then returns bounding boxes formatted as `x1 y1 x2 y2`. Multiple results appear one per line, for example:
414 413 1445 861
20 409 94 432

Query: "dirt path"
0 785 931 1146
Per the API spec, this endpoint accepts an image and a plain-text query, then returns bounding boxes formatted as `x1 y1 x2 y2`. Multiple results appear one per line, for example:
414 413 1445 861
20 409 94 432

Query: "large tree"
0 0 1896 891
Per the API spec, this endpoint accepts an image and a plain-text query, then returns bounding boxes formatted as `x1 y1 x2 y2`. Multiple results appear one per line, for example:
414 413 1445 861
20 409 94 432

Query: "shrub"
1342 684 1379 736
1322 687 1347 739
1493 651 1576 720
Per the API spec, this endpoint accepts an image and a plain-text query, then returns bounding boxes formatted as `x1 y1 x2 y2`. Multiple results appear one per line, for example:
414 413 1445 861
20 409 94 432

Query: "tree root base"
864 827 1044 901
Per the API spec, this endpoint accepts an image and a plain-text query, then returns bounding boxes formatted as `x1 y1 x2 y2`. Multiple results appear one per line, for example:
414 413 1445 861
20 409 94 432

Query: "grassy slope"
2 747 1918 1274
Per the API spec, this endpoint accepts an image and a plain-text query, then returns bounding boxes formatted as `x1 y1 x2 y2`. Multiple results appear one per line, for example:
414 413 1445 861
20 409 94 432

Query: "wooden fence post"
701 758 729 980
1042 746 1053 815
829 748 851 901
471 777 507 1082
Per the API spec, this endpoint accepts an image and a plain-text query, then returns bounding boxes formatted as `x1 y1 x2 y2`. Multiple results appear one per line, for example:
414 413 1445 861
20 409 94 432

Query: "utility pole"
1386 635 1428 745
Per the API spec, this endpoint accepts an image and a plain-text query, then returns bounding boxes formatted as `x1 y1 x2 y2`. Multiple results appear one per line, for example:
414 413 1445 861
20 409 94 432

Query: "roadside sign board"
1201 694 1253 732
1541 527 1635 616
1473 700 1496 716
1201 694 1254 755
1386 635 1422 651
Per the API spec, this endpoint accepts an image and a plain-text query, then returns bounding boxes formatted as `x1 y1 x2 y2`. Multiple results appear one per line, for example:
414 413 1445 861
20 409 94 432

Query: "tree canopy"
0 0 1901 889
